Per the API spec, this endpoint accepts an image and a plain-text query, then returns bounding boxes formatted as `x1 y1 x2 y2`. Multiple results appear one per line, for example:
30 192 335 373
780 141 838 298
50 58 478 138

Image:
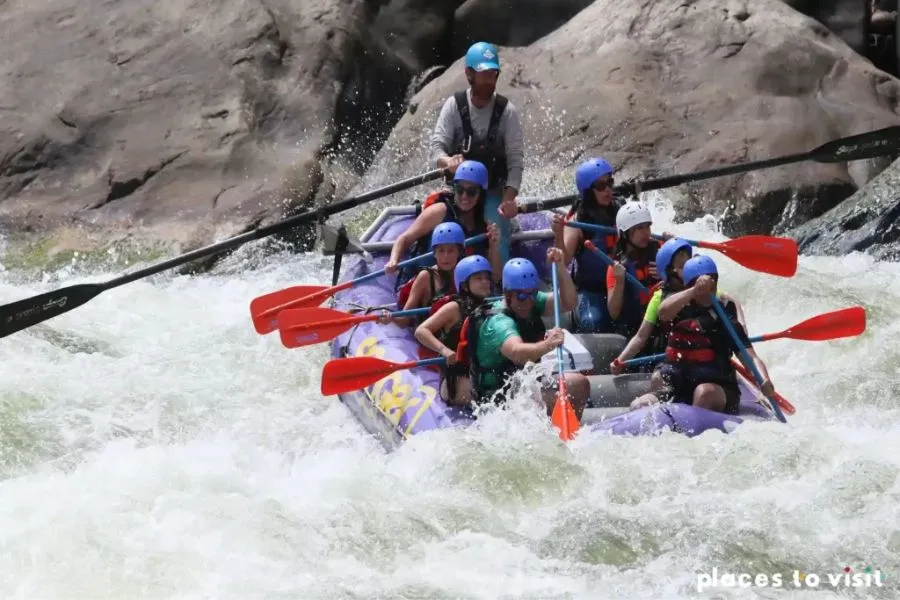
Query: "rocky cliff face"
789 156 900 260
0 0 898 261
362 0 900 238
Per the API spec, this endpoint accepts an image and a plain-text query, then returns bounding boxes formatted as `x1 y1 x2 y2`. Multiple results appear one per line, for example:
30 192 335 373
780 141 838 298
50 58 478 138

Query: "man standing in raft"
429 41 524 265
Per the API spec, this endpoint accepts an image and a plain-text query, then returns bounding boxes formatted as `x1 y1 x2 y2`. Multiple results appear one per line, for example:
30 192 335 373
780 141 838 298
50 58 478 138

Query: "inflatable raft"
326 206 775 450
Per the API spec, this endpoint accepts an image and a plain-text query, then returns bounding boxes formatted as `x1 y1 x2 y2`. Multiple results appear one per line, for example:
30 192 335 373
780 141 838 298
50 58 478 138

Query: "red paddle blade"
765 306 866 342
550 378 580 441
321 356 409 396
277 307 371 349
701 236 798 277
250 285 330 334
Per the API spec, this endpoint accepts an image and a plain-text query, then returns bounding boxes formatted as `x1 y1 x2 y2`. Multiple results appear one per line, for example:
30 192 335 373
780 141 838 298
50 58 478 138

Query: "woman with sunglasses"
647 255 775 415
414 255 497 406
456 253 590 419
605 202 664 343
558 157 623 334
385 160 490 281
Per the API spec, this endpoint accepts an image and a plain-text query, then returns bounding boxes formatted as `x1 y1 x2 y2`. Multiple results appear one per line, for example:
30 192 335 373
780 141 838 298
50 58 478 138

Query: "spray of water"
0 194 897 599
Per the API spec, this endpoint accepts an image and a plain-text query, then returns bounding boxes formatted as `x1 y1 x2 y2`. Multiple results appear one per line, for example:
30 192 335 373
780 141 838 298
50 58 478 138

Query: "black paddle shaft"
518 125 900 214
0 168 446 338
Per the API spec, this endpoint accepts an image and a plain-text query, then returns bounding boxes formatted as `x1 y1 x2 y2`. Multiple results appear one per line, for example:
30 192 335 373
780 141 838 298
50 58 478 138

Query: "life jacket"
396 266 454 309
663 296 741 378
398 192 488 287
444 91 509 190
613 240 662 338
416 294 482 395
571 200 621 294
456 301 547 399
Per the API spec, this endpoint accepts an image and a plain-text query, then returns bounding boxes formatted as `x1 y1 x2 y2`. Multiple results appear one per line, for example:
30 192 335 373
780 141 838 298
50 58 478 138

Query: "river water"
0 198 898 599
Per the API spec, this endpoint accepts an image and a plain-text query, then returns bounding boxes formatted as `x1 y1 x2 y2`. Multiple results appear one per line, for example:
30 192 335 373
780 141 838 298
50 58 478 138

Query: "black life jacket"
663 295 744 378
416 294 484 400
612 240 662 338
444 91 509 190
457 301 547 400
396 267 454 310
571 198 622 294
399 192 488 287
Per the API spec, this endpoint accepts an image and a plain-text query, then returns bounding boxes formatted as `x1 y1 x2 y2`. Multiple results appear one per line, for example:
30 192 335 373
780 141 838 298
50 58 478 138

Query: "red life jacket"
664 298 740 368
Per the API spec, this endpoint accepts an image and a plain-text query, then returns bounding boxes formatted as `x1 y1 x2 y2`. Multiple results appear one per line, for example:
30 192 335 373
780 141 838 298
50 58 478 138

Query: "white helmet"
616 201 652 233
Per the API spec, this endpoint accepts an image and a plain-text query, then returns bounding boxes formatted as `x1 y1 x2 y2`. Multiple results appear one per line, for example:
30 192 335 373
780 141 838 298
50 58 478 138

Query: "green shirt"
474 292 549 394
643 288 726 325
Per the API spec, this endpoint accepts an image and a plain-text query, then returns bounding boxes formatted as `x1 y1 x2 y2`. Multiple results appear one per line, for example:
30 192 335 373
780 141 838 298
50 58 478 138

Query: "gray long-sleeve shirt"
429 89 525 192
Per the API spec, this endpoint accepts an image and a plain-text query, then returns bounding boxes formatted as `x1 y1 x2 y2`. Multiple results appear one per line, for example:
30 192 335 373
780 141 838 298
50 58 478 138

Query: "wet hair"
576 190 619 225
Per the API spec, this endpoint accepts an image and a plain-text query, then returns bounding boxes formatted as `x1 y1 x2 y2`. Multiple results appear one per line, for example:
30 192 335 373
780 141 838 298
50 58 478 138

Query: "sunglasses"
511 290 538 302
455 184 480 197
592 178 615 192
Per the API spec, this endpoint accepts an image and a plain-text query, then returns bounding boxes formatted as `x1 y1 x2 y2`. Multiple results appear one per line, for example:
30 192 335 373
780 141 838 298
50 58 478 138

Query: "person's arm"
616 320 655 363
414 302 461 362
542 248 578 316
562 224 582 266
500 332 560 365
722 300 772 388
386 204 446 269
719 292 747 331
392 271 431 327
658 287 696 322
430 97 462 171
606 263 626 319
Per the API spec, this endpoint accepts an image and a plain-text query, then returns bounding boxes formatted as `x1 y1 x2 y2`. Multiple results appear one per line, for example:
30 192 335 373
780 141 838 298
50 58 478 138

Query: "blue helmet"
656 238 693 283
502 258 540 291
454 160 489 190
575 157 614 195
465 42 500 72
454 255 492 292
682 255 718 286
430 222 465 250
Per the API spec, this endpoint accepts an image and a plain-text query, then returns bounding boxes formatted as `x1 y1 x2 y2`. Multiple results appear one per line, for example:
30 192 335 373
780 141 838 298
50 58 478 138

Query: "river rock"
361 0 900 237
0 0 461 257
789 156 900 260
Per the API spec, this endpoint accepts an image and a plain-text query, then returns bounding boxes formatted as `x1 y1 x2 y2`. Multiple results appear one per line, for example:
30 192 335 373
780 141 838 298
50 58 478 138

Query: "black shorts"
655 363 741 415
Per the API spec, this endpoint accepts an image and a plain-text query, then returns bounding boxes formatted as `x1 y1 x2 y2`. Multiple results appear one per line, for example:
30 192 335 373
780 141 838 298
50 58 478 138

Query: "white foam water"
0 198 897 599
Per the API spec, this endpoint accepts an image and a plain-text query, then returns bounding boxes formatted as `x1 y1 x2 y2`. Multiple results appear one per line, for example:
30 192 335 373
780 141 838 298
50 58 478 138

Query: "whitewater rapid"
0 198 898 600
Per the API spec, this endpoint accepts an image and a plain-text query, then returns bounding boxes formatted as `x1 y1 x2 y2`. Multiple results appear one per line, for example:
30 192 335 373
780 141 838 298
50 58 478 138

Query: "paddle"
582 240 651 294
569 222 798 278
517 126 900 214
250 232 488 334
549 263 581 441
321 356 446 396
731 358 795 416
623 305 868 367
276 295 504 349
0 169 446 339
278 306 429 349
710 295 786 422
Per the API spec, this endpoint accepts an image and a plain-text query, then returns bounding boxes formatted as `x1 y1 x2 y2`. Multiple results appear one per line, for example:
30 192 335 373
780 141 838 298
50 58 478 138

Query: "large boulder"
361 0 900 237
789 156 900 260
0 0 460 254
